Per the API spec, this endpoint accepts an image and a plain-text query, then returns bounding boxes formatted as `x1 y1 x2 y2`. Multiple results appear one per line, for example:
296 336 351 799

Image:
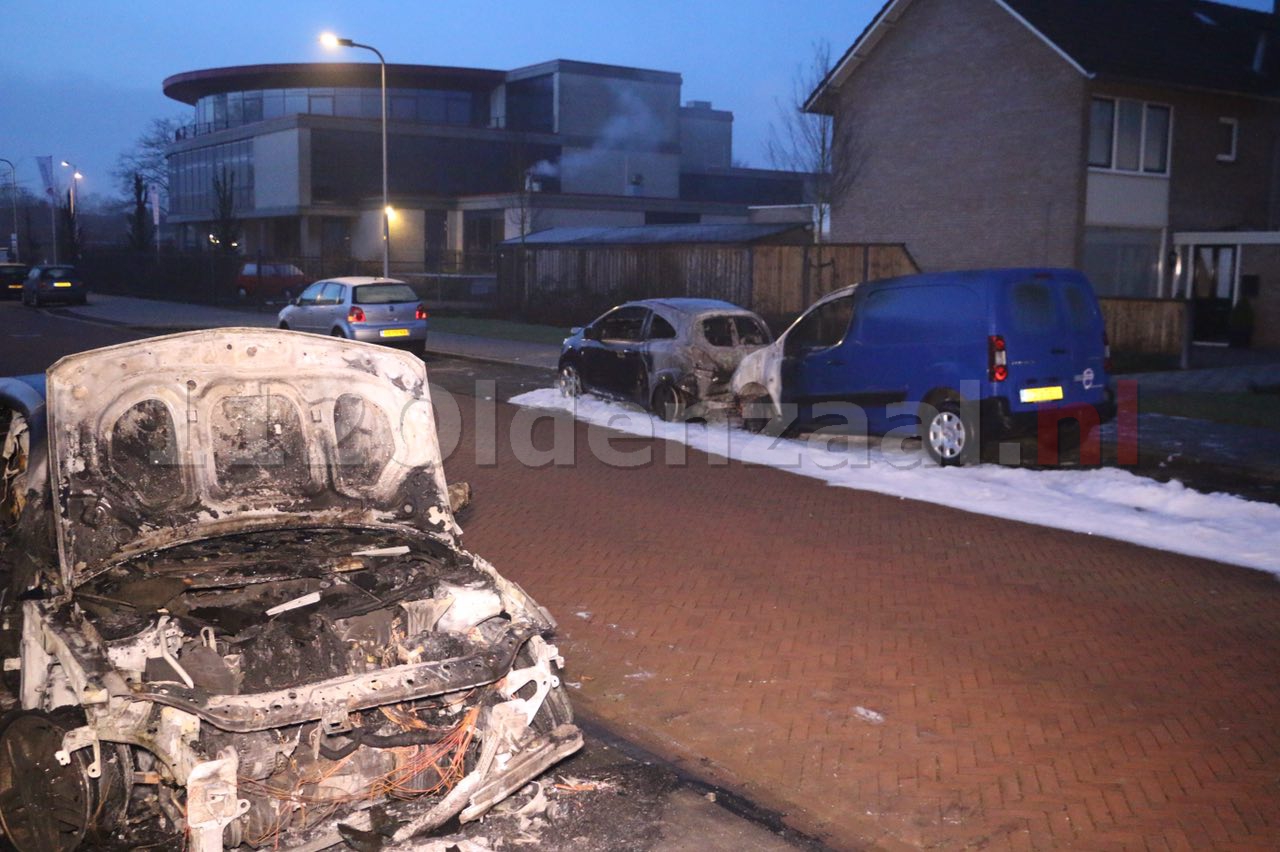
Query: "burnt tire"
650 383 686 422
558 361 583 398
0 708 130 852
923 400 979 466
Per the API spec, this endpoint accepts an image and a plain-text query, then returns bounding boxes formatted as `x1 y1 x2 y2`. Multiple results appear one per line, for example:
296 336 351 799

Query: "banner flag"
36 156 57 198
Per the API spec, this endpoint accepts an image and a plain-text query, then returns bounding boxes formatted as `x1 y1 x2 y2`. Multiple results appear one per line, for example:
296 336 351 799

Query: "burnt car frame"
557 298 772 420
0 329 580 851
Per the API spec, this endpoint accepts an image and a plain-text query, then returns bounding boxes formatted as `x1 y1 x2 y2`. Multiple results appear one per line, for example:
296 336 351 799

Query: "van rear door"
1000 272 1103 412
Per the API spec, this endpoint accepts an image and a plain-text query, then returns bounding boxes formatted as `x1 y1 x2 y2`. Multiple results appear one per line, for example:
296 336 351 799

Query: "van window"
859 285 980 344
786 295 854 353
1010 281 1059 334
1061 281 1097 331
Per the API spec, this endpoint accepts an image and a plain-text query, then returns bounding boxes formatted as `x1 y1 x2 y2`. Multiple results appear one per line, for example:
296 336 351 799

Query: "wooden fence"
1098 297 1189 355
496 242 918 325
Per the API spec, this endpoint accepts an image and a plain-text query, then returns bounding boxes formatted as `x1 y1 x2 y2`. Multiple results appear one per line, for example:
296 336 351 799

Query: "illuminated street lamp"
321 32 390 278
0 158 18 261
60 160 83 219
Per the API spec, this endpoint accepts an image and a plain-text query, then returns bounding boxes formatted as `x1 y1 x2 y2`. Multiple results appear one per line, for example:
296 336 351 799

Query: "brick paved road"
443 398 1280 850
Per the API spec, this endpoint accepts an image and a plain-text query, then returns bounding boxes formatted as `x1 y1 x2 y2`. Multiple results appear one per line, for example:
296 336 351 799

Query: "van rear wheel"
924 401 978 466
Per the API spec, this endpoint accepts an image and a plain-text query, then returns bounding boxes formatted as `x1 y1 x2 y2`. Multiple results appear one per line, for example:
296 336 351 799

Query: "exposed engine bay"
0 330 582 851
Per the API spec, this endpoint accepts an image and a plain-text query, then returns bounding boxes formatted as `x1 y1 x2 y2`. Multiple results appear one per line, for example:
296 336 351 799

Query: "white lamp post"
321 32 390 278
0 158 18 261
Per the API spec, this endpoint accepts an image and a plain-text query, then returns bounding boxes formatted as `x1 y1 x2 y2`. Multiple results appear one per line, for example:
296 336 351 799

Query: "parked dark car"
0 329 580 851
558 298 772 420
0 262 27 300
235 261 308 303
277 277 429 354
731 268 1116 464
21 264 87 306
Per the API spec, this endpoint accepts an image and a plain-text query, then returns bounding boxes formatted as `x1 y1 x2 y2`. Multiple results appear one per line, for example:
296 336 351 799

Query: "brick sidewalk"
443 402 1280 850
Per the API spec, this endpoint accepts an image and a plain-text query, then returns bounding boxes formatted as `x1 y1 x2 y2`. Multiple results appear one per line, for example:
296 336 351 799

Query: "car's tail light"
988 335 1007 382
348 306 366 323
1103 330 1113 374
415 303 428 320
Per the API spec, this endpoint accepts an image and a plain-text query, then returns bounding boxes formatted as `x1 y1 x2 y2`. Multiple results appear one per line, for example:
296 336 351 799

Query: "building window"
1088 97 1171 175
1217 117 1239 162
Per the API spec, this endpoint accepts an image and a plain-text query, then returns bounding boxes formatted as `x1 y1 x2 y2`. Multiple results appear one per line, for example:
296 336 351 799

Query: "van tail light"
988 335 1008 382
348 306 366 323
415 303 428 320
1103 330 1113 374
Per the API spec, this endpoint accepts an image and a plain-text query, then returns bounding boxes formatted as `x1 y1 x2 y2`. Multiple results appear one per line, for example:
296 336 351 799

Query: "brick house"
808 0 1280 349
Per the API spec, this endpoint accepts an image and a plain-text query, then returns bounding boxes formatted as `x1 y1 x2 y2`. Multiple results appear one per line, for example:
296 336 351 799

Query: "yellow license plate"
380 328 410 338
53 281 73 288
7 284 20 290
1019 386 1064 403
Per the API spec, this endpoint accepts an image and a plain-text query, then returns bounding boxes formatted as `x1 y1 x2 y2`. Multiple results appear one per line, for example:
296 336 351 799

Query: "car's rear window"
702 316 735 347
44 267 76 279
734 316 771 345
702 315 771 347
353 284 418 304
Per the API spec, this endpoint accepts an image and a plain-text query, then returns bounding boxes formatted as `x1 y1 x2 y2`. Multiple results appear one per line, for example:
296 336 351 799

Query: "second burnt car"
0 329 580 851
557 298 772 420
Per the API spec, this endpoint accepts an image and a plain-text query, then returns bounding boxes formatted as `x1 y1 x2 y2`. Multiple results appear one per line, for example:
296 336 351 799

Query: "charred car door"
581 305 650 399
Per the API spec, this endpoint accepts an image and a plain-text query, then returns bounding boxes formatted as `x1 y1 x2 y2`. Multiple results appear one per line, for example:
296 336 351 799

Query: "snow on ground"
510 388 1280 577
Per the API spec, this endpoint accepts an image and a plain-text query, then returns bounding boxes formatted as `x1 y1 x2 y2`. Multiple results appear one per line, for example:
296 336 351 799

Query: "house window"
1217 117 1239 162
1088 97 1171 175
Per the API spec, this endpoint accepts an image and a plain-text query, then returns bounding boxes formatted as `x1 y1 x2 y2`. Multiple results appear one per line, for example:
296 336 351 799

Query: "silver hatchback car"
278 276 428 352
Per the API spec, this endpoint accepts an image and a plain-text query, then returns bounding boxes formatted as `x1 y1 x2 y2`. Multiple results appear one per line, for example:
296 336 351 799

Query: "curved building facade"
162 60 808 271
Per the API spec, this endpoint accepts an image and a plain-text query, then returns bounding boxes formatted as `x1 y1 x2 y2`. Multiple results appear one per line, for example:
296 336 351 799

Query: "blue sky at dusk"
1 0 1274 204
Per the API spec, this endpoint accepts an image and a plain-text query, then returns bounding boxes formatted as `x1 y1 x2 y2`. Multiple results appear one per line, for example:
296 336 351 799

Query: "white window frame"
1088 96 1174 178
1217 117 1239 163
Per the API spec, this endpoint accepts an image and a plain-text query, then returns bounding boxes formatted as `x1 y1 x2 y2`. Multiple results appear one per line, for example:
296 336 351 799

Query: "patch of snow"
510 389 1280 577
853 706 886 724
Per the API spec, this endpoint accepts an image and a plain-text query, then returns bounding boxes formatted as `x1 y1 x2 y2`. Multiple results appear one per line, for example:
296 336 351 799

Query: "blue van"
730 268 1116 464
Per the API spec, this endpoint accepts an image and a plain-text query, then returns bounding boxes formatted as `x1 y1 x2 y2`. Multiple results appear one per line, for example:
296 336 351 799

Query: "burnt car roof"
45 328 457 586
633 297 748 315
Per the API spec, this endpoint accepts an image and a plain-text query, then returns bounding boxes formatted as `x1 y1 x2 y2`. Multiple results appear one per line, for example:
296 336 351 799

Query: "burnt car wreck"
557 298 772 421
0 329 581 850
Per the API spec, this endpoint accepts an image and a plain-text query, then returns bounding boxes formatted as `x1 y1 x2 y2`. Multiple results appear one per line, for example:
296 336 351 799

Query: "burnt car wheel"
558 362 582 398
650 383 686 422
0 709 129 852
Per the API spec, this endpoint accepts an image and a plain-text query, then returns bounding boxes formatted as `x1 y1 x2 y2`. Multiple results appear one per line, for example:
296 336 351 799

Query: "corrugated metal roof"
500 222 810 246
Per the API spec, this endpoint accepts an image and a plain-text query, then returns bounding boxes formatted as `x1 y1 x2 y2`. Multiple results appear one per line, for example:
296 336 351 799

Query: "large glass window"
1089 97 1171 175
1082 227 1163 297
190 86 481 135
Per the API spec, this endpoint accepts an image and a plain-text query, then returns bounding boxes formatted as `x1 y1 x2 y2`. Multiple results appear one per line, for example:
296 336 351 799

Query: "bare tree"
209 167 241 253
125 173 155 253
767 40 862 244
505 134 549 242
113 116 185 211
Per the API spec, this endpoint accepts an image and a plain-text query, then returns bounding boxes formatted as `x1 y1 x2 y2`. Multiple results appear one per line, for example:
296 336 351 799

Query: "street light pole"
61 161 81 219
0 158 18 262
321 33 390 278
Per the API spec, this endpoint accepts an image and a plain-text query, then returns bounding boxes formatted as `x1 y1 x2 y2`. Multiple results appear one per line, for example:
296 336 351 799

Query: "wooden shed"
496 223 918 326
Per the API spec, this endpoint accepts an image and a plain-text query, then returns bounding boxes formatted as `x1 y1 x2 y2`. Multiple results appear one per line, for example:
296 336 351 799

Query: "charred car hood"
46 328 457 586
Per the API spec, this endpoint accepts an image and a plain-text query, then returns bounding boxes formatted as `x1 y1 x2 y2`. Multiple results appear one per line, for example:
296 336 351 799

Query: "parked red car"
235 261 307 303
